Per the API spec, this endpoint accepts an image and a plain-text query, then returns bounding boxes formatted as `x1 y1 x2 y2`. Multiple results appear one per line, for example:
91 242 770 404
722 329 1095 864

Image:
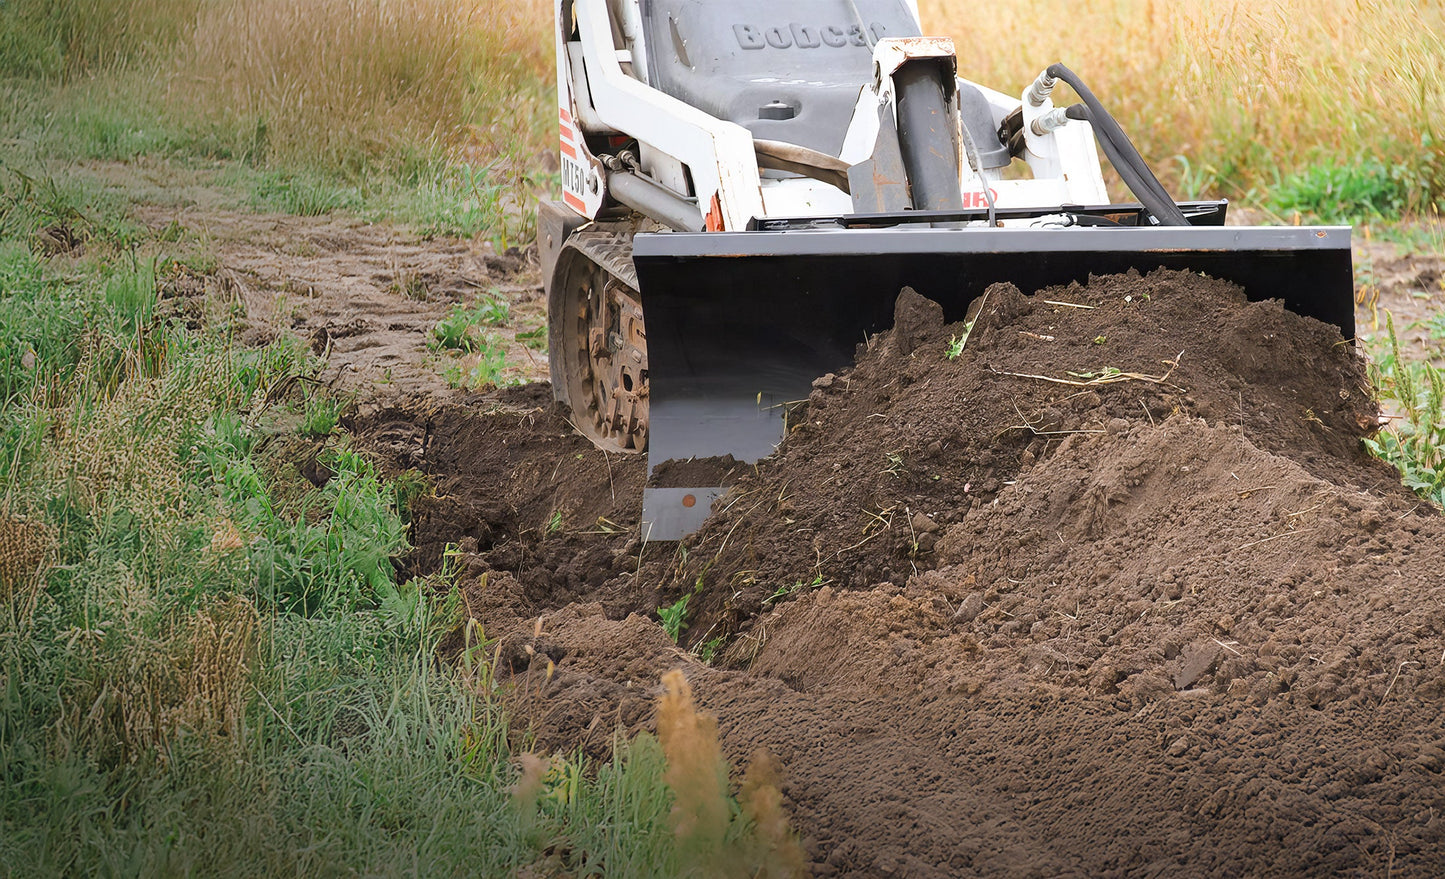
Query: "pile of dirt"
703 412 1445 874
655 269 1389 648
354 269 1445 875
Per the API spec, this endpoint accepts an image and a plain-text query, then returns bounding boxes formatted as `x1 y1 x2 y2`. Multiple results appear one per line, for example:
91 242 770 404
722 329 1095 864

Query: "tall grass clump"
929 0 1445 213
173 0 554 177
3 0 555 211
504 670 806 878
0 0 202 79
0 159 809 873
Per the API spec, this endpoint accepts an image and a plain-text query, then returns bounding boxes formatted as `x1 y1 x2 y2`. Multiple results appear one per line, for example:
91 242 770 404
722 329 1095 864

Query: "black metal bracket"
747 199 1229 231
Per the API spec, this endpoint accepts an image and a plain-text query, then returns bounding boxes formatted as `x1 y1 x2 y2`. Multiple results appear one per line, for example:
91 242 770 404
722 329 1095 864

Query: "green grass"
245 169 360 217
431 294 512 352
1269 158 1416 224
395 162 550 247
0 78 803 871
0 150 756 878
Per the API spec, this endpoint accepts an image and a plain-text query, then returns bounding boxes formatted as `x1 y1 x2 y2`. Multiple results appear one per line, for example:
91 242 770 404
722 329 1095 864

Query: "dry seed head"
73 597 259 761
511 752 549 809
657 669 729 855
741 749 807 879
0 514 56 596
207 518 247 555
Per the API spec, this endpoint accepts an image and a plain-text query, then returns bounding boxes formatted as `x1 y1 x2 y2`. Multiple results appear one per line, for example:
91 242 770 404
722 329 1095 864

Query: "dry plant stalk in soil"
658 669 806 878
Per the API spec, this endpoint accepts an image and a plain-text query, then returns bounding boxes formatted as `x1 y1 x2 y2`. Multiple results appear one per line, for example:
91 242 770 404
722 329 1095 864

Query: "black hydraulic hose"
1047 63 1190 226
1063 100 1178 222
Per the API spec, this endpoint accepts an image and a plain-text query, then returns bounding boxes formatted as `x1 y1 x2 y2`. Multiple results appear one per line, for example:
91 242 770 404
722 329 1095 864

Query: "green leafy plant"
431 295 510 352
658 594 690 643
300 391 345 437
441 335 510 390
696 636 725 664
218 444 410 616
1270 158 1413 223
515 326 547 351
946 291 988 360
466 340 509 387
764 573 825 605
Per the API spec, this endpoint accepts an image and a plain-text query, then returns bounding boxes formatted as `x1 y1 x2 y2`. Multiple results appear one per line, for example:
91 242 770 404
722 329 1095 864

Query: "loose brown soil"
146 175 1441 877
348 266 1444 876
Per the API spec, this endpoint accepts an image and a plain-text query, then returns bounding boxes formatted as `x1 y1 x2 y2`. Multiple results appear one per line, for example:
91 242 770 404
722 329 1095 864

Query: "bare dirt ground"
134 173 1445 876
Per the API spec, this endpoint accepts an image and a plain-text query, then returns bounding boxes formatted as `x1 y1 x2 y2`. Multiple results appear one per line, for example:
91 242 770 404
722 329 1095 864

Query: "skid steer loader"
538 0 1355 540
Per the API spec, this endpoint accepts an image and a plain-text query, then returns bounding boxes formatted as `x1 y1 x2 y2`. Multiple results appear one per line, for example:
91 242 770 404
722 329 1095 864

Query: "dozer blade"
633 221 1353 539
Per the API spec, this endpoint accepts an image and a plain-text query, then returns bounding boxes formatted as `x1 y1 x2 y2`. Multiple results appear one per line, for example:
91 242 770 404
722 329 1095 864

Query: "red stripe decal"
704 193 724 232
562 191 586 213
559 107 572 124
560 123 574 140
560 142 577 159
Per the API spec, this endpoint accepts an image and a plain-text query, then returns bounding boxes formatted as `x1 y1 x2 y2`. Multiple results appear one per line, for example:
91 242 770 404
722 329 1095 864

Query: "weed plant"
441 336 511 390
659 594 691 643
1365 314 1445 508
432 294 511 352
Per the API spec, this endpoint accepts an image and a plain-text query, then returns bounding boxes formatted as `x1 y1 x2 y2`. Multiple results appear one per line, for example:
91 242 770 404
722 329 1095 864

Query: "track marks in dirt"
134 203 548 401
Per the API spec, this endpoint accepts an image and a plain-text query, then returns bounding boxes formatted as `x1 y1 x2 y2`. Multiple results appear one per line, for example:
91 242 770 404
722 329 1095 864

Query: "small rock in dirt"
812 372 836 390
954 593 985 623
911 512 941 535
1167 736 1190 757
1173 642 1223 690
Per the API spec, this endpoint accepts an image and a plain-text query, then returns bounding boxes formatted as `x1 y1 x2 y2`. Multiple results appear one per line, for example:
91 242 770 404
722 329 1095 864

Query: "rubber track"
566 225 637 291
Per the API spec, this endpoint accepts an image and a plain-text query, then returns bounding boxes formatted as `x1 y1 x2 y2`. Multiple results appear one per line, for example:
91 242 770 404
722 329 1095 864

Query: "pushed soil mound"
354 269 1445 876
721 415 1445 875
659 269 1389 647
